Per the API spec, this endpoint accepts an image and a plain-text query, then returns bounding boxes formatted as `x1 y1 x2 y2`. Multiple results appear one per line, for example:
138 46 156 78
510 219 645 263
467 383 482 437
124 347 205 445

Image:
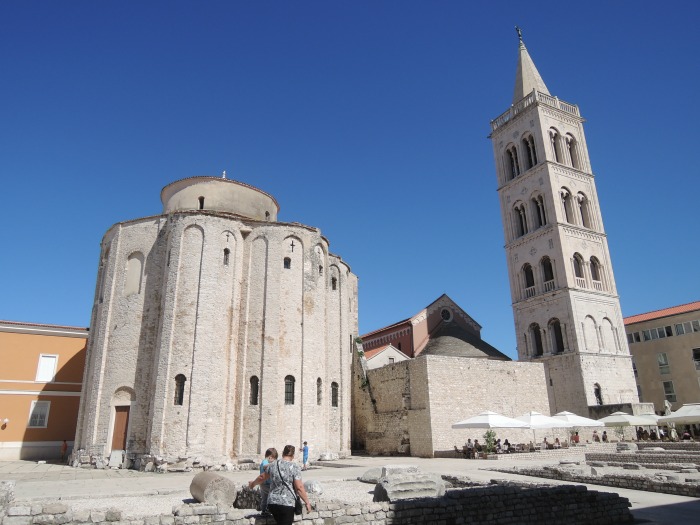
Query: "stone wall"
0 485 633 525
493 465 700 498
585 452 700 468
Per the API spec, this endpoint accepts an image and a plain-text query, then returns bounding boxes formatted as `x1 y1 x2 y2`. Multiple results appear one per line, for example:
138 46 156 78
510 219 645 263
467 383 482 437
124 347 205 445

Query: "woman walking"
249 444 312 524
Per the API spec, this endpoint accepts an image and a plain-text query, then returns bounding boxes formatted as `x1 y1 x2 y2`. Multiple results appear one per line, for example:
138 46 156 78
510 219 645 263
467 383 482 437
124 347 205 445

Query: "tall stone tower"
489 31 638 415
74 176 358 468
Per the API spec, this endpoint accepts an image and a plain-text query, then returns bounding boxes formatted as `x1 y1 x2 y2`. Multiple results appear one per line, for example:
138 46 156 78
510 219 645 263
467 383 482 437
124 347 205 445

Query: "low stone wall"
585 452 700 468
492 466 700 498
637 442 700 452
0 484 633 525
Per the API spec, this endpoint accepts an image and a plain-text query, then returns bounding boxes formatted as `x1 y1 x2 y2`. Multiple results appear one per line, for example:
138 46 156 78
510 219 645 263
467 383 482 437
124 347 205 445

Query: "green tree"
483 429 497 454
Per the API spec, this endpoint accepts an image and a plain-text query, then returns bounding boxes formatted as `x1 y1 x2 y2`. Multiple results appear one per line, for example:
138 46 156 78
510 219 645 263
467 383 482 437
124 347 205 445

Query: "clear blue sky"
1 1 698 359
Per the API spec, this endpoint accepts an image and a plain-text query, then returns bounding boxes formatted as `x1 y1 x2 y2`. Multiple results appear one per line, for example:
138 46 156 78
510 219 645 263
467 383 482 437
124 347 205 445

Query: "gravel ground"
47 480 377 519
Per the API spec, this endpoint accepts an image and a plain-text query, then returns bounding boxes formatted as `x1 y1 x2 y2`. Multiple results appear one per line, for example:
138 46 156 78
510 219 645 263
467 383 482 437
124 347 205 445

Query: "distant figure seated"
553 438 561 449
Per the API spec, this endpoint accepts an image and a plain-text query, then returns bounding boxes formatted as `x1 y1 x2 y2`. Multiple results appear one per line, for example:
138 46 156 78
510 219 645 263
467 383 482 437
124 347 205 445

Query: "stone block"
304 480 323 495
105 509 122 522
190 472 237 506
2 517 33 525
91 511 106 523
42 505 68 515
616 443 638 452
7 507 31 516
358 469 383 484
380 465 419 478
74 510 92 523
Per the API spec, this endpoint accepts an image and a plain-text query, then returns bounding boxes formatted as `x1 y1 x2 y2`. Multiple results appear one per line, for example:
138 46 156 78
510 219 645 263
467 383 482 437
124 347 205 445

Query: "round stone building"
74 176 358 467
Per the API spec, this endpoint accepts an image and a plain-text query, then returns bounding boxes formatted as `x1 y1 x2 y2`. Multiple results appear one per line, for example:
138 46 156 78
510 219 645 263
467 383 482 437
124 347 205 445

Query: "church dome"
161 176 280 221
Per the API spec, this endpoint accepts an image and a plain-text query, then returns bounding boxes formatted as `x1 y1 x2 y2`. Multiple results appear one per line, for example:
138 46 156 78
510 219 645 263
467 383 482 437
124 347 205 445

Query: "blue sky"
1 1 698 359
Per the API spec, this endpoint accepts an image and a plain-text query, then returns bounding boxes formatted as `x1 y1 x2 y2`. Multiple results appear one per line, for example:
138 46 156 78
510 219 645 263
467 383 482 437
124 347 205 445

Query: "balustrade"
525 286 536 298
575 277 587 288
592 280 603 291
544 280 555 292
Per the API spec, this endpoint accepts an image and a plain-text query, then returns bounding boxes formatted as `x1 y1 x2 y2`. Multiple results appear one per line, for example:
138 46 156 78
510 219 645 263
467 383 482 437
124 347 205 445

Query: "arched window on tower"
124 252 144 296
316 378 322 406
331 277 337 290
531 194 547 228
577 192 592 229
284 375 295 405
283 257 291 269
198 196 205 210
523 264 536 298
549 319 565 353
560 189 575 224
590 257 604 291
573 253 586 287
174 374 186 406
522 134 538 170
250 376 259 405
529 323 544 357
505 144 520 180
549 129 563 163
331 382 339 407
513 203 528 238
541 256 555 292
565 134 580 169
223 248 230 266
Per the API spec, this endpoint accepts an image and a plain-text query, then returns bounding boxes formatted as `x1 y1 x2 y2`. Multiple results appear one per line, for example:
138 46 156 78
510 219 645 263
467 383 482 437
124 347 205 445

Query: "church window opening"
514 203 528 237
284 375 295 405
389 357 395 364
124 252 144 296
573 253 585 287
505 145 520 180
549 129 563 163
265 211 270 221
561 190 575 224
529 323 544 357
657 353 670 375
250 376 259 405
662 380 676 402
332 277 337 290
565 134 580 169
541 257 555 292
283 257 291 269
532 195 547 228
522 134 538 169
223 248 230 266
198 196 205 210
523 264 535 298
594 383 603 405
174 374 186 406
316 378 322 405
692 348 700 370
550 319 565 353
441 308 453 322
397 342 402 351
331 382 339 407
36 355 58 382
590 257 603 290
577 193 592 228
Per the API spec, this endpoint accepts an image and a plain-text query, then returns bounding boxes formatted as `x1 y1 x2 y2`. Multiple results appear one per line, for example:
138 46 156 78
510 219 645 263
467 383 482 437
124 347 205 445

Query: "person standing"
60 440 68 462
259 448 278 515
249 444 311 525
302 441 309 471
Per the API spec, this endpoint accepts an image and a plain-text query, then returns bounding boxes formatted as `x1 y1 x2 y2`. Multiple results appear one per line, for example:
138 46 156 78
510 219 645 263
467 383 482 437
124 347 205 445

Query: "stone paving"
2 456 700 524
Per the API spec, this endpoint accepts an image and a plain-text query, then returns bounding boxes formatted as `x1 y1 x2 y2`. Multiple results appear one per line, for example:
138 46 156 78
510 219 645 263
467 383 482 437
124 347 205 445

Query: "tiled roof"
361 319 411 340
363 345 391 360
624 300 700 325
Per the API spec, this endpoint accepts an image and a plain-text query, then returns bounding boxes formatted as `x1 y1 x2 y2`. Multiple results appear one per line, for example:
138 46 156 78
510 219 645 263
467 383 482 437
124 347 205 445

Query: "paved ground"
2 456 700 524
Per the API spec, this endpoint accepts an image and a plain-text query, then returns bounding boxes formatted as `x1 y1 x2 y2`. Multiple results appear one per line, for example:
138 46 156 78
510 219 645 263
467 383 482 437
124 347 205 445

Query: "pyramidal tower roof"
513 27 550 104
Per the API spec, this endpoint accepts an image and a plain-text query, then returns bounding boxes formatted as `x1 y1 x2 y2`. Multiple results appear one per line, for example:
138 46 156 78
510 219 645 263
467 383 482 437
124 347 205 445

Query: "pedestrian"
602 430 608 442
465 438 474 459
258 447 278 515
60 440 68 462
249 444 312 525
302 441 309 471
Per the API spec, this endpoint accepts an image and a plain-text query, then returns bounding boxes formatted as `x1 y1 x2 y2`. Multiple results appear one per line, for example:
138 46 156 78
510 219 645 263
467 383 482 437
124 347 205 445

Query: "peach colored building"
0 320 87 460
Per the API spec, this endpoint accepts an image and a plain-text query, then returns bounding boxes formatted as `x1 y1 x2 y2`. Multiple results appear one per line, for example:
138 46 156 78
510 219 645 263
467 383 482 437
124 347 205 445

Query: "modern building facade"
74 175 358 468
489 33 638 415
0 320 87 460
625 301 700 413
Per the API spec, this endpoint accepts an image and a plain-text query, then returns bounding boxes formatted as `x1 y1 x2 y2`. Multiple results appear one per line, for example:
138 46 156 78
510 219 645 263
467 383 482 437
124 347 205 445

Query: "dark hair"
265 447 278 459
282 444 296 457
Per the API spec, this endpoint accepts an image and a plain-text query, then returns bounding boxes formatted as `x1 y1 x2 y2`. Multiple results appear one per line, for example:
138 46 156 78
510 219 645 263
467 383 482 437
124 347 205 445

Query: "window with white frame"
28 400 51 428
662 381 676 403
657 352 670 375
36 355 58 382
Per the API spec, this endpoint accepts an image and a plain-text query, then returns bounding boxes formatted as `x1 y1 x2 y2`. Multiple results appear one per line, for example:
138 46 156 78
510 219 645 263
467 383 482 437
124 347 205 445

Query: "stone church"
73 176 358 467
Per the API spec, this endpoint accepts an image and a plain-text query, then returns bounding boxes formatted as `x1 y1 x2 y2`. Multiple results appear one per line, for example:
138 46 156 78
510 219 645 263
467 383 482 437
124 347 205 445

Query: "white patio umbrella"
597 411 654 427
452 410 529 429
516 411 574 429
658 403 700 425
553 411 604 427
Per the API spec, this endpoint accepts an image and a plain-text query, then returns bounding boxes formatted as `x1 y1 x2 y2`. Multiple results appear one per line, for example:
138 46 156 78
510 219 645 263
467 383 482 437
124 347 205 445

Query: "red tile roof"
624 300 700 325
363 345 391 360
360 319 411 339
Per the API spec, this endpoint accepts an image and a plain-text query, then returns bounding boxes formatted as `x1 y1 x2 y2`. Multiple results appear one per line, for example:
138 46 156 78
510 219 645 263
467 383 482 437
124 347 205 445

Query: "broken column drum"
73 176 358 466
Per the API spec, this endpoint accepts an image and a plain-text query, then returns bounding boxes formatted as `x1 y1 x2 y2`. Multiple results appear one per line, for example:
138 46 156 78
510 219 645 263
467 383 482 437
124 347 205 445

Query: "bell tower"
489 29 638 415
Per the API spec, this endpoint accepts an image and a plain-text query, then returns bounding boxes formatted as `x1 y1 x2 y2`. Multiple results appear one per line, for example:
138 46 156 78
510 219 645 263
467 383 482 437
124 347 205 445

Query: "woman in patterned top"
249 444 312 524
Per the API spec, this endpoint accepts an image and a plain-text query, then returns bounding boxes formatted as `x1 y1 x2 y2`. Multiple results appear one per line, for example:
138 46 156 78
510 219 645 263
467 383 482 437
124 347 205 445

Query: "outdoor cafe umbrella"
452 410 529 429
658 403 700 426
597 411 654 427
516 411 573 443
553 411 604 427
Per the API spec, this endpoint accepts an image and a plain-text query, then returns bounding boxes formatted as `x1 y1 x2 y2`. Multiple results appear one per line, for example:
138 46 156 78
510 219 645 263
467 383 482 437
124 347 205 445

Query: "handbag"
277 461 303 515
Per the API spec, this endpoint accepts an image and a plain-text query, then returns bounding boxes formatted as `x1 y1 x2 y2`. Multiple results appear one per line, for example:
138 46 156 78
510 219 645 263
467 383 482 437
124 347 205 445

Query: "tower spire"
513 27 550 105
